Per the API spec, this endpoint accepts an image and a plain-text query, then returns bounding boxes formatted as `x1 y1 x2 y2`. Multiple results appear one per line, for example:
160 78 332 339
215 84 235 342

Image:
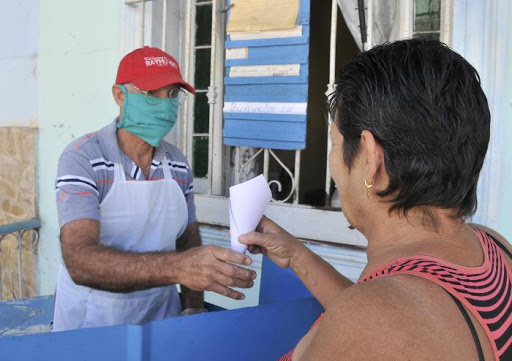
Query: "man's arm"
176 222 204 309
61 218 255 298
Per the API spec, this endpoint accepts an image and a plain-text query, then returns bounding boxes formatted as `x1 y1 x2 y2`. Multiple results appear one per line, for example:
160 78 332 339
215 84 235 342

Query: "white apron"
53 156 188 331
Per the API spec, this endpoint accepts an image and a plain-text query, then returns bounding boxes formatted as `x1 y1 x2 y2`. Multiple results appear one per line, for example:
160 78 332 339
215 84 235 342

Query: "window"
181 0 226 195
398 0 452 45
121 0 453 247
184 0 368 247
191 1 212 181
413 0 442 40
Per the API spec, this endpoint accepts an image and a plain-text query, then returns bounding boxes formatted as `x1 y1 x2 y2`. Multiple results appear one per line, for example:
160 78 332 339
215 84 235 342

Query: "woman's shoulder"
297 275 477 360
470 223 512 256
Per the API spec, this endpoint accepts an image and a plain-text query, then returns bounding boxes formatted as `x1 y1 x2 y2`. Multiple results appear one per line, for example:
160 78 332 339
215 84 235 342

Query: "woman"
239 40 511 361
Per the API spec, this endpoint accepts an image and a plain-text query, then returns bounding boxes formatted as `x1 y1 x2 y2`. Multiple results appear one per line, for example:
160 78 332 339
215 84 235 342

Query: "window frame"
180 0 226 196
182 0 367 247
398 0 453 44
132 0 465 248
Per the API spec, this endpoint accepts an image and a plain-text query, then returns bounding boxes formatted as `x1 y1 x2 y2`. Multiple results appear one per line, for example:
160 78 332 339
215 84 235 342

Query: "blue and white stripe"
168 160 189 174
185 183 194 195
90 158 114 171
56 175 99 195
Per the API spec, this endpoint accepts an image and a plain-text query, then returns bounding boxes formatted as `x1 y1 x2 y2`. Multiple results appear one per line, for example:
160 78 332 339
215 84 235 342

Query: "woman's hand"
238 216 304 269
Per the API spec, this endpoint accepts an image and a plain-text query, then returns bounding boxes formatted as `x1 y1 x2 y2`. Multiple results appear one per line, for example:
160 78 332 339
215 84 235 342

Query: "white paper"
227 0 299 33
223 102 307 115
229 175 272 253
226 48 248 60
229 26 303 41
229 64 300 78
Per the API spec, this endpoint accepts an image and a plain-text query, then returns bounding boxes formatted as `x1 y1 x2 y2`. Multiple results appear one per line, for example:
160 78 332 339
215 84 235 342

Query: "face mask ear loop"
118 84 128 128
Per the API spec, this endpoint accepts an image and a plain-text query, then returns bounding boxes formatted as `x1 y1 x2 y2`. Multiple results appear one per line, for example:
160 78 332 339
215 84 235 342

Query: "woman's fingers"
213 246 252 266
256 215 279 233
213 271 254 289
238 231 270 247
247 245 262 254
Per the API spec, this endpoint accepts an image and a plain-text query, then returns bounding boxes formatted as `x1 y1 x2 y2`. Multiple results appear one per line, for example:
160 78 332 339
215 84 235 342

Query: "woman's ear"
360 130 385 184
112 84 125 107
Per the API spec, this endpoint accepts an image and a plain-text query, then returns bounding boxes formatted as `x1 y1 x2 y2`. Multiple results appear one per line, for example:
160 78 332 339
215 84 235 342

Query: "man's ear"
360 130 386 186
112 84 125 107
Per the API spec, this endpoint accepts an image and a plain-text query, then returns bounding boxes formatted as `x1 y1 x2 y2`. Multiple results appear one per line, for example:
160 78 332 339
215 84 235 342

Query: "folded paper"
229 175 272 253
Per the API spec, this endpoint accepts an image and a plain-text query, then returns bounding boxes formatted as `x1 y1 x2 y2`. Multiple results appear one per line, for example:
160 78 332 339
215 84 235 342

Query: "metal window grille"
399 0 453 44
124 0 452 211
0 219 40 300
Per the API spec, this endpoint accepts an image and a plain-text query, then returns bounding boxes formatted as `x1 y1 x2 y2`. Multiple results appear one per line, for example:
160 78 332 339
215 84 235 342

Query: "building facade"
1 0 511 308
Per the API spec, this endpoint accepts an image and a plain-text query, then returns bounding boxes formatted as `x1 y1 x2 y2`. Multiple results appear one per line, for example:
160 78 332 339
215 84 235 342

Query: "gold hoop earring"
364 178 375 199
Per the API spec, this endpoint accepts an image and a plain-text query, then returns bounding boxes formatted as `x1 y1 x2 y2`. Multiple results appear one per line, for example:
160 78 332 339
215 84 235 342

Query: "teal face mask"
117 84 179 147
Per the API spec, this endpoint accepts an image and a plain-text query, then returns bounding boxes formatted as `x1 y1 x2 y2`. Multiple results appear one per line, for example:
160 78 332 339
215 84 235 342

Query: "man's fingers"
213 272 254 289
215 259 255 281
209 283 246 300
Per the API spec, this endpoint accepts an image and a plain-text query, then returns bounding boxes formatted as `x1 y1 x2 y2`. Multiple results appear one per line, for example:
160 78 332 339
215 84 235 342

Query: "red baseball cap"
115 46 195 93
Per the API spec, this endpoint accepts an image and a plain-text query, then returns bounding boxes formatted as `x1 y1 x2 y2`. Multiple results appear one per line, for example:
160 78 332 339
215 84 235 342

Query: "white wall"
37 0 123 295
0 0 39 127
35 0 188 296
452 0 511 237
497 3 512 240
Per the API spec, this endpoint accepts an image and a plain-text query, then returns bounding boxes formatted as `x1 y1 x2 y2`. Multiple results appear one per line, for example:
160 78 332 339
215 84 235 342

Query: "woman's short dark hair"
328 39 490 218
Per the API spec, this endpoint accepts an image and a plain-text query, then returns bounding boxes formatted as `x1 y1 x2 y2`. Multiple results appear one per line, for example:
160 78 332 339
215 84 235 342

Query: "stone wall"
0 127 37 299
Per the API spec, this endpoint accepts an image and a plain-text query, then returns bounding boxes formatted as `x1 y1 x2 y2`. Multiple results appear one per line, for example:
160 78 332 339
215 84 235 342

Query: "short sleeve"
56 151 101 228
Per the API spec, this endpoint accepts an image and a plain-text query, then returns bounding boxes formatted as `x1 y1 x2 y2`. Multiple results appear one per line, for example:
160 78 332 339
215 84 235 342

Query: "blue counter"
0 257 322 361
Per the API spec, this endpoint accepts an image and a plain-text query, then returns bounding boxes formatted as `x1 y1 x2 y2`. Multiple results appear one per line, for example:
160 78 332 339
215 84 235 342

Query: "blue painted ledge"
0 297 322 361
0 296 53 337
0 256 323 361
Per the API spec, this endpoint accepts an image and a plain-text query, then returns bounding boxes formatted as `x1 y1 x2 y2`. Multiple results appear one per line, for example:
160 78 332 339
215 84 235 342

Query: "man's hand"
61 219 256 299
177 245 256 300
176 223 204 309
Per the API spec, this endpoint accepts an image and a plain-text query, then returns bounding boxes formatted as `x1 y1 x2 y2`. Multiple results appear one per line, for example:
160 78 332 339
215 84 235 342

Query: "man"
53 46 255 331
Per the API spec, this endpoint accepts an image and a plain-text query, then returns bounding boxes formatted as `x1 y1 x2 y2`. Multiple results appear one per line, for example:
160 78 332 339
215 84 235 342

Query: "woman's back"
291 225 511 361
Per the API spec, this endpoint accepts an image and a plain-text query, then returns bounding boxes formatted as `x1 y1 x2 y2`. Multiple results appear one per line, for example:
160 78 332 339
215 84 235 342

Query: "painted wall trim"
195 194 368 247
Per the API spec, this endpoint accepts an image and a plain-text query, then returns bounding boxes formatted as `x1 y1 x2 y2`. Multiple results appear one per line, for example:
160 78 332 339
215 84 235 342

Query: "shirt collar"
98 118 167 180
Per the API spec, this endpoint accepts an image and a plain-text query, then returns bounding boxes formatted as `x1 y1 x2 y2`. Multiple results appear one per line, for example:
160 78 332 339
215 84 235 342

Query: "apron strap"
114 163 126 181
161 155 173 180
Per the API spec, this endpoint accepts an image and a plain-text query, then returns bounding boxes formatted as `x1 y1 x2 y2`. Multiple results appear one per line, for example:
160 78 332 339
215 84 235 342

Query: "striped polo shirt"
55 119 196 228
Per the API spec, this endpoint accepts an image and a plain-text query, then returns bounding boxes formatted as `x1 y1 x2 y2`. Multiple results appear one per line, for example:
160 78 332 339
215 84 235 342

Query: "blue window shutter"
223 0 311 150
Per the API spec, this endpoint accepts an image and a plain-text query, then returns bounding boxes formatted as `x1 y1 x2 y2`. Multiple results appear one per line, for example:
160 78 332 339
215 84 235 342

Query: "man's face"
128 84 181 98
112 83 182 114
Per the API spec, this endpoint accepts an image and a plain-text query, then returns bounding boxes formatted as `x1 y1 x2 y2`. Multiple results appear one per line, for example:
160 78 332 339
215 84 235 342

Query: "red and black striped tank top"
278 229 511 361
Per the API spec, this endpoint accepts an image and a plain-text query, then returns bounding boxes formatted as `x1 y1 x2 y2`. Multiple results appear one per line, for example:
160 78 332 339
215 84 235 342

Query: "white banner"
223 102 307 115
229 25 303 41
226 48 248 60
229 64 300 77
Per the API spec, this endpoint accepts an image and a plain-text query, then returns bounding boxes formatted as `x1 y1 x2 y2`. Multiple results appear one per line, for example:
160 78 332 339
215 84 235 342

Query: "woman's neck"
360 208 479 276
